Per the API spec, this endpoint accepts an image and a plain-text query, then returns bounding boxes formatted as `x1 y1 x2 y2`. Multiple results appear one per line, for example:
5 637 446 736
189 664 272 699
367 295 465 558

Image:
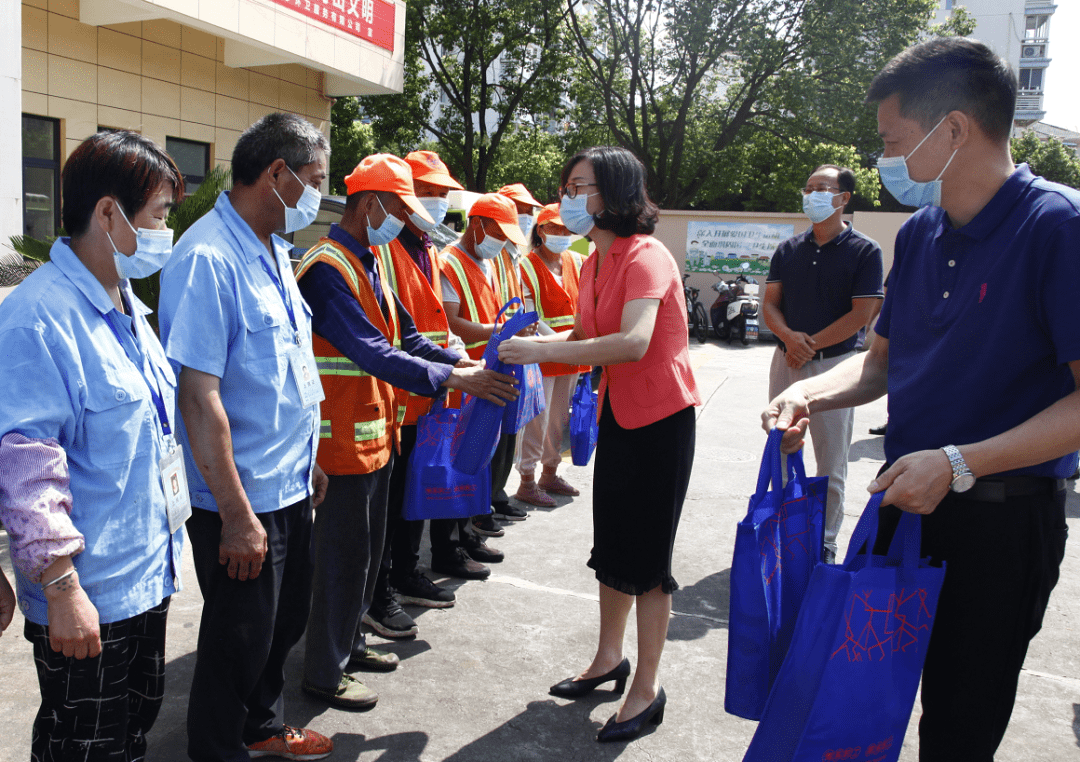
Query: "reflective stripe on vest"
355 419 386 442
375 244 399 294
520 254 577 330
443 253 487 350
319 420 332 439
296 244 363 295
316 356 370 377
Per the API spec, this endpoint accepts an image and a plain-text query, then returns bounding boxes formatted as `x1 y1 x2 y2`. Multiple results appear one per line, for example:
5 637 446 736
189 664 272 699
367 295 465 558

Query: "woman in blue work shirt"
0 130 185 760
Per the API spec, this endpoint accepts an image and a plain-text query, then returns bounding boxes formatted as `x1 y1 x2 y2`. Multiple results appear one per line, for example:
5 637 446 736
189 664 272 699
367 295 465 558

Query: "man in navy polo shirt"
763 164 884 562
764 37 1077 760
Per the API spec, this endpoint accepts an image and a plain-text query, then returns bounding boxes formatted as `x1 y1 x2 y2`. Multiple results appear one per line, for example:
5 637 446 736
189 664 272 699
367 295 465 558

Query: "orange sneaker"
247 726 333 760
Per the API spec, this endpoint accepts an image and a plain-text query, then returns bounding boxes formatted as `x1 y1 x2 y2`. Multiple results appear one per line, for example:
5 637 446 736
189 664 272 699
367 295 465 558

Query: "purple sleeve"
0 432 84 582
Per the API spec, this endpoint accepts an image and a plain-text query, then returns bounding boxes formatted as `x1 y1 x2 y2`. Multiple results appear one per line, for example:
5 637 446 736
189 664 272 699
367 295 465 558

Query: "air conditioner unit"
1022 45 1044 58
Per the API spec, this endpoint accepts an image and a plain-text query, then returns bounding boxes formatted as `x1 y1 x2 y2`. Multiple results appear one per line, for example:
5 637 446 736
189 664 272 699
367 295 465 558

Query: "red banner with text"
269 0 395 52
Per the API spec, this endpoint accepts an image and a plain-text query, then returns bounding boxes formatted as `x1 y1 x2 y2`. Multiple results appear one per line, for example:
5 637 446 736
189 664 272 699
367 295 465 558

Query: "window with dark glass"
1019 67 1044 92
22 115 61 239
166 137 210 194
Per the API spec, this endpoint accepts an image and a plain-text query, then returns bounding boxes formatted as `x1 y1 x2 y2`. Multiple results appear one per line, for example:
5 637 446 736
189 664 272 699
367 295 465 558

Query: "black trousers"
186 500 313 762
873 488 1067 761
378 425 424 588
26 597 170 762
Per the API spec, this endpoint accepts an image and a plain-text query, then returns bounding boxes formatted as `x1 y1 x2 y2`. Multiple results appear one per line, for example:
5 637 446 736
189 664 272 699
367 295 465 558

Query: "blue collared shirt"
0 239 182 625
159 191 319 512
876 164 1080 477
296 224 458 396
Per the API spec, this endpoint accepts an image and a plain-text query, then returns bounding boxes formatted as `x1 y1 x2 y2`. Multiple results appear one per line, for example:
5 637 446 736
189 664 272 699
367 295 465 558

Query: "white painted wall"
1 0 23 258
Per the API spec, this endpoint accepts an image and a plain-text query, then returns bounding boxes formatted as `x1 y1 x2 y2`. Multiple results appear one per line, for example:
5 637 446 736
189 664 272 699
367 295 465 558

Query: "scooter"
710 274 760 345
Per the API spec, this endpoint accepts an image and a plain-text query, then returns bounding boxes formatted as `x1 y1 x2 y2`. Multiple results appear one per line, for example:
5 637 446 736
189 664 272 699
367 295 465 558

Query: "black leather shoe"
869 423 887 436
461 535 504 563
549 658 630 698
596 687 666 743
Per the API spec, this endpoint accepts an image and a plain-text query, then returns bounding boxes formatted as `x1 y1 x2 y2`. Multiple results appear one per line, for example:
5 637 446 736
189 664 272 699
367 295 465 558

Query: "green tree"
484 126 567 202
1011 132 1080 189
357 0 574 192
566 0 937 208
930 5 977 37
329 97 378 195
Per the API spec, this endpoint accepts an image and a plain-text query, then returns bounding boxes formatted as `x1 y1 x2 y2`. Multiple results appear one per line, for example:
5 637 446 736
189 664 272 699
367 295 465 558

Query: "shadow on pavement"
669 569 730 642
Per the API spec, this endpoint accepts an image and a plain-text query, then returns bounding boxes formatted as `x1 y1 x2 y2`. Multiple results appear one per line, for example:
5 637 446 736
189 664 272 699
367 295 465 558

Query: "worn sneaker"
472 514 505 537
537 474 579 496
431 547 490 580
362 598 418 639
347 646 399 673
247 725 333 760
461 534 504 563
514 481 557 507
301 673 379 711
493 502 528 521
395 571 456 608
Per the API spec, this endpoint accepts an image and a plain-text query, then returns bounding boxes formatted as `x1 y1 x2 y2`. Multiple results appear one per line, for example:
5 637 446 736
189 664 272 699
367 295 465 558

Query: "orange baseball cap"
344 153 435 226
404 150 464 190
498 183 542 208
469 193 528 247
535 202 564 227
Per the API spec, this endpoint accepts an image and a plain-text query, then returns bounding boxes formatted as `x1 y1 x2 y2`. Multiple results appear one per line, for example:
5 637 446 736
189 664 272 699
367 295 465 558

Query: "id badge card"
288 345 325 407
160 443 192 534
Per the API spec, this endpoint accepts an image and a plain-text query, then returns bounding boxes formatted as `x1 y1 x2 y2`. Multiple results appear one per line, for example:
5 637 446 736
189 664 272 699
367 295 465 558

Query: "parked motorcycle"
710 274 760 345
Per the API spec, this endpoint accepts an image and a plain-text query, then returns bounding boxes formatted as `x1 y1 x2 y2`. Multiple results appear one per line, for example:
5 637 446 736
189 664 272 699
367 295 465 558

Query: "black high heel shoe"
549 658 631 698
596 687 666 743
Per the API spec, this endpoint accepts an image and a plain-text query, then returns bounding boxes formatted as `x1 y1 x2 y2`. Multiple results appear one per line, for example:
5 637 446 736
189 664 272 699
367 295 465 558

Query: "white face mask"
273 165 321 233
475 226 505 260
107 202 174 281
518 213 535 239
418 196 450 227
542 233 572 254
367 194 406 247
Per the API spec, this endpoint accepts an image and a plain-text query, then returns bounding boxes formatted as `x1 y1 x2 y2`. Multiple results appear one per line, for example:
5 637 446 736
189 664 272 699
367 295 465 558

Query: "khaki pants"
768 347 854 554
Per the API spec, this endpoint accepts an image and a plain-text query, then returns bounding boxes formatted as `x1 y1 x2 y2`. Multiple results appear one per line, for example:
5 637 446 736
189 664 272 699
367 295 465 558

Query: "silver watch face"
951 472 976 492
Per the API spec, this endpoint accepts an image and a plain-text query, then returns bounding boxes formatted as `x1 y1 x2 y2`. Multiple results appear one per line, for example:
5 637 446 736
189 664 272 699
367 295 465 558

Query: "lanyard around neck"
259 252 301 345
103 310 172 439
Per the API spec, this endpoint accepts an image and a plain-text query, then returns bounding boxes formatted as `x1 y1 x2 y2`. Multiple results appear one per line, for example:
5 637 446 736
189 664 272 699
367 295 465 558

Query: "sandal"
538 474 579 496
514 481 557 507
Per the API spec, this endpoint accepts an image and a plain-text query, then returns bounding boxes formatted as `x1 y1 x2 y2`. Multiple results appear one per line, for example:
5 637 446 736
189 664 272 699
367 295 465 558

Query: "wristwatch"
942 445 975 492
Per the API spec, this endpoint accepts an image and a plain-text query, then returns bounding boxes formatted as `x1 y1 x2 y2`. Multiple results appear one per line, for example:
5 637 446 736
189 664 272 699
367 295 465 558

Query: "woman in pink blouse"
500 146 700 743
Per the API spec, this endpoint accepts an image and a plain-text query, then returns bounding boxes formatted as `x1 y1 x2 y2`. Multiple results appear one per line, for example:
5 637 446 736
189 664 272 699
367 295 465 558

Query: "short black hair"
866 37 1016 143
231 112 330 186
560 146 658 238
62 130 184 238
811 164 856 196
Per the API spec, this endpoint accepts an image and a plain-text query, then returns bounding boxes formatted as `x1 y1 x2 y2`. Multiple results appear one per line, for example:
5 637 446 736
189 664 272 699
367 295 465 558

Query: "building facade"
7 0 406 248
934 0 1056 124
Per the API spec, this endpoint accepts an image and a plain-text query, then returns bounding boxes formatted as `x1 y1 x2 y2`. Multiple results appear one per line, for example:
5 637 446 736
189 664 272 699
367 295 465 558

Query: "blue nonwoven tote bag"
742 492 946 762
403 398 491 520
569 371 598 466
725 427 827 720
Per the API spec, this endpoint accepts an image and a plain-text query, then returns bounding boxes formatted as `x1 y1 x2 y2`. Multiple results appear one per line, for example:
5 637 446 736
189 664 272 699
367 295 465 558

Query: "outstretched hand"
446 365 519 406
868 449 952 515
498 336 543 366
761 387 811 454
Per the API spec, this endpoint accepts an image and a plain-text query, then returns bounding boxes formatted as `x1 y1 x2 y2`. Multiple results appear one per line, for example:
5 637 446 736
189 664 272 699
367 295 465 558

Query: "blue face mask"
418 196 449 227
559 193 596 237
273 165 321 233
876 115 958 208
475 227 505 260
518 214 535 239
367 194 405 247
542 233 572 254
802 191 841 224
108 202 174 281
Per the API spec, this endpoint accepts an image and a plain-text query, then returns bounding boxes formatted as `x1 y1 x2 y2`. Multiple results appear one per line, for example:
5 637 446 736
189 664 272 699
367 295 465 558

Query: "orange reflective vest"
439 245 507 361
295 238 402 476
519 249 590 377
376 238 450 426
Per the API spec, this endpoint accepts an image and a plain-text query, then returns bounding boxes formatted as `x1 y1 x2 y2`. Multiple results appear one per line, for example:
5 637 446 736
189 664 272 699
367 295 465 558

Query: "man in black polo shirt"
762 164 884 562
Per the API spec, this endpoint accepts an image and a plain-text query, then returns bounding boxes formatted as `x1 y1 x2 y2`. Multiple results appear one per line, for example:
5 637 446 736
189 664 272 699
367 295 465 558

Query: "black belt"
955 476 1065 503
779 344 852 361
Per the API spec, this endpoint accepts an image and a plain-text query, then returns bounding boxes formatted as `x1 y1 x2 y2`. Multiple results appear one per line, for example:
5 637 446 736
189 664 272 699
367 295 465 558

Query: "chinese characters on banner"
685 221 794 276
268 0 396 52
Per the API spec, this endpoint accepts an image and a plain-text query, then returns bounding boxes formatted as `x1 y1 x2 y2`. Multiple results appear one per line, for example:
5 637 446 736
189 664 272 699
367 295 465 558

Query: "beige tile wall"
22 0 332 171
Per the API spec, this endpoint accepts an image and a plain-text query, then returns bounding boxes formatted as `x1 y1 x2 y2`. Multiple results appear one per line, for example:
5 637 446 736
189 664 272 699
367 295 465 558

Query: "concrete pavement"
2 339 1079 761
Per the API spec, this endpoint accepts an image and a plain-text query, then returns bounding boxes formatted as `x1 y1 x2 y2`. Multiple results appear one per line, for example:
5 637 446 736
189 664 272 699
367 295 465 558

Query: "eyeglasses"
802 185 842 195
559 182 598 199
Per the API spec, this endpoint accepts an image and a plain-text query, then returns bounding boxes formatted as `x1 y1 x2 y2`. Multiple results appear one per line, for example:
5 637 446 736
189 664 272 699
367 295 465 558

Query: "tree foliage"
329 97 378 195
567 0 937 208
929 5 977 38
357 0 574 192
1012 133 1080 189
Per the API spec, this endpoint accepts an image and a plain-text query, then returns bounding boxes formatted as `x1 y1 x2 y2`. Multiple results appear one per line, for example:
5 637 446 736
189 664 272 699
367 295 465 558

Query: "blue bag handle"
752 429 810 508
842 491 922 568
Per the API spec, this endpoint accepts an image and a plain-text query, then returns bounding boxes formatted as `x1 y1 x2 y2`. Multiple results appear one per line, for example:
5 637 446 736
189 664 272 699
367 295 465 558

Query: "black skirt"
587 397 696 595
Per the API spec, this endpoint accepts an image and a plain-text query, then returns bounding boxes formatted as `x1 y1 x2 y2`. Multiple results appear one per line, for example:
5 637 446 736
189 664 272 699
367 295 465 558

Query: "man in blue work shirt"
294 153 517 710
765 38 1077 760
762 164 884 563
159 113 332 762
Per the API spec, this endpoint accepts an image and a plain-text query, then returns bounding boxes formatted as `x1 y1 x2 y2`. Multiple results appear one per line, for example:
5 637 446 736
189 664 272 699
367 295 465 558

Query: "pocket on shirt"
82 379 149 467
239 297 288 373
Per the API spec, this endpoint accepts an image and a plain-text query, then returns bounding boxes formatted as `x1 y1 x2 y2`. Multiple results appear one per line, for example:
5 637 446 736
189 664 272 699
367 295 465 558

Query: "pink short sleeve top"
578 234 701 429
